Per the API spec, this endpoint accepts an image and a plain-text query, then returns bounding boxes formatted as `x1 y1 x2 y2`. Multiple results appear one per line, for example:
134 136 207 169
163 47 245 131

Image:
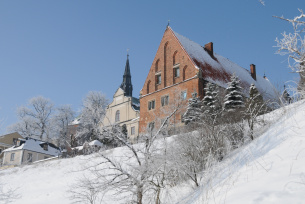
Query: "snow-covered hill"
1 101 305 204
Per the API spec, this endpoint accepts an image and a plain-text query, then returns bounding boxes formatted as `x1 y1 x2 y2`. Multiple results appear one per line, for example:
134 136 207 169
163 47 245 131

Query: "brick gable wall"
139 27 204 133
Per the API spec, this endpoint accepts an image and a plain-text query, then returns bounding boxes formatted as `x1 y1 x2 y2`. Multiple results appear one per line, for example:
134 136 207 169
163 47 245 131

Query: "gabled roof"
3 137 60 157
169 27 278 100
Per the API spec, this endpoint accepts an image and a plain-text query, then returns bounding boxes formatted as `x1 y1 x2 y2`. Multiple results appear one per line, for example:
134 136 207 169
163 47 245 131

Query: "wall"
139 27 202 133
102 88 140 140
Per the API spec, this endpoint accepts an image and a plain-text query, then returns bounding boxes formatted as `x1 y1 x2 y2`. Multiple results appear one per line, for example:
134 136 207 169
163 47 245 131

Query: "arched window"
115 110 120 122
155 59 160 72
173 51 178 65
183 66 187 80
164 42 169 87
147 80 151 94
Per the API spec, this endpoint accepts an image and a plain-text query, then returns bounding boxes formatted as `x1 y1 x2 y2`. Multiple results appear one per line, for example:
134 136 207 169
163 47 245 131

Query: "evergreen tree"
202 82 220 113
224 75 244 111
182 92 203 126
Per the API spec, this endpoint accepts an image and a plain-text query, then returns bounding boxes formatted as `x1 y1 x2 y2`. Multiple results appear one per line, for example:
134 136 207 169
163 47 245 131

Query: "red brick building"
139 26 277 133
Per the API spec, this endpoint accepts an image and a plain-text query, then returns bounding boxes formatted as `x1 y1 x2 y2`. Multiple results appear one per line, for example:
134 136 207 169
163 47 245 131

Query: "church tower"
120 54 133 97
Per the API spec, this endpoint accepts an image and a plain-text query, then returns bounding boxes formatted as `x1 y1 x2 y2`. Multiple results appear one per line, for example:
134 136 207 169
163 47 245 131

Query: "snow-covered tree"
245 84 267 140
275 9 305 91
202 82 220 113
52 105 75 148
224 75 245 112
70 107 181 204
9 96 54 140
282 85 292 104
182 92 203 127
76 91 108 145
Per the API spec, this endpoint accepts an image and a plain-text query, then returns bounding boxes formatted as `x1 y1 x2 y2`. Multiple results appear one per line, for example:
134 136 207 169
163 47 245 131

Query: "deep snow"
1 101 305 204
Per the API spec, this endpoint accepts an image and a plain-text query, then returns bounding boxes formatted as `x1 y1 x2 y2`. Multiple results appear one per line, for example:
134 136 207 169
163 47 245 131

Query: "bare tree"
275 9 305 91
76 91 109 144
9 96 54 140
52 105 75 148
68 176 102 204
70 106 181 204
244 84 269 140
0 182 21 204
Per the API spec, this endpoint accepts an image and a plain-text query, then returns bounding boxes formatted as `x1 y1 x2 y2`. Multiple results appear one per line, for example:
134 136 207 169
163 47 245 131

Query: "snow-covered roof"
70 117 81 125
172 29 278 100
89 140 103 146
3 138 61 157
132 97 140 111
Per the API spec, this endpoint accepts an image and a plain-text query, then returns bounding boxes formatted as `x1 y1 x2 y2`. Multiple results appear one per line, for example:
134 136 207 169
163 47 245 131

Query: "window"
181 91 187 100
0 149 2 154
148 100 155 110
115 110 120 122
156 74 161 85
44 156 48 159
147 80 151 94
161 95 169 106
174 64 180 77
131 126 135 135
13 138 18 145
10 153 15 161
43 144 48 151
148 122 155 131
27 153 32 162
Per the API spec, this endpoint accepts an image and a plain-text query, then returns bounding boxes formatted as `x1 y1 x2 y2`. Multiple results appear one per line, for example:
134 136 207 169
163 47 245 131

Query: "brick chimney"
250 64 256 80
204 42 214 57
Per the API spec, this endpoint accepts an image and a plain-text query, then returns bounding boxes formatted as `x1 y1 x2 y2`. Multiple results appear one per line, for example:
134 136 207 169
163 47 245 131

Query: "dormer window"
43 144 48 151
174 64 180 78
13 138 18 145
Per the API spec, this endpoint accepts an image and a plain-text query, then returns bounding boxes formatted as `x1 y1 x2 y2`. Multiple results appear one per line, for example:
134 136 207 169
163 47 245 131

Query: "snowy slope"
1 101 305 203
179 101 305 204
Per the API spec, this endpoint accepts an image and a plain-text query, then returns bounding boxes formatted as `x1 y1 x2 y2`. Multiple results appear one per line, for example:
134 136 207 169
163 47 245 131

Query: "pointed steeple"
120 53 133 97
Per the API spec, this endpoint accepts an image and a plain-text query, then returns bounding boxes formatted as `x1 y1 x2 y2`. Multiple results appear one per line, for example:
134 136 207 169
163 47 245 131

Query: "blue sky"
0 0 303 134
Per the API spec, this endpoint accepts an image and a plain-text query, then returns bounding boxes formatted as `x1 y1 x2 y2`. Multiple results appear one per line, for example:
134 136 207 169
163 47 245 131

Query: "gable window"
115 110 120 122
10 153 15 161
161 95 169 106
156 74 161 85
131 126 135 135
174 64 180 78
27 153 32 162
148 100 155 110
181 91 187 100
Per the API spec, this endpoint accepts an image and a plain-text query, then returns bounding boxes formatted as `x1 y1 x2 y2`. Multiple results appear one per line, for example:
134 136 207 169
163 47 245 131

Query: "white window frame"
131 126 135 135
10 153 15 161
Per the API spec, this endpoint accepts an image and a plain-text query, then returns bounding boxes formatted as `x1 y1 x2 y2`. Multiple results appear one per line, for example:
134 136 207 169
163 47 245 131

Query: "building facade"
102 55 140 141
2 137 61 166
0 132 23 158
139 26 277 133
